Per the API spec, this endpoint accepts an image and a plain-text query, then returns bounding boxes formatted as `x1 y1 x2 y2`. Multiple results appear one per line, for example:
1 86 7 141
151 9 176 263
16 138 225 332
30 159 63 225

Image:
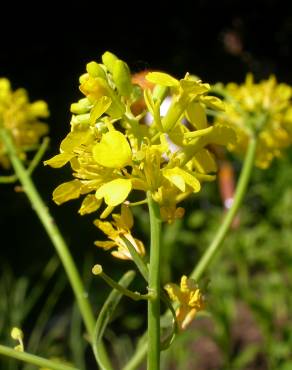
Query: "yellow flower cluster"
215 74 292 168
45 51 235 227
164 276 205 330
0 78 49 168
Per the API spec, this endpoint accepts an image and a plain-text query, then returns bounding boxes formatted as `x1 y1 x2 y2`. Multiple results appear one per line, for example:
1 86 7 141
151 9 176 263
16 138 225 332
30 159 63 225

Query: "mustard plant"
42 51 236 370
1 53 292 370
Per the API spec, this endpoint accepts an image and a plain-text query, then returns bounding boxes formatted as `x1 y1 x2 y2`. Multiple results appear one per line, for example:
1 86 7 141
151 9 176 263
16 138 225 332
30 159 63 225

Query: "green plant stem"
26 137 50 176
191 136 257 281
0 127 95 336
147 192 162 370
0 345 78 370
0 137 50 184
0 174 17 183
92 265 152 301
0 127 112 369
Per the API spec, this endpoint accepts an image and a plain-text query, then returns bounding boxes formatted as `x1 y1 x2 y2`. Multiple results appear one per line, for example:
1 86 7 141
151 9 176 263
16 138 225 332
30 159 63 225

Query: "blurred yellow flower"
164 275 205 330
0 78 49 168
215 74 292 168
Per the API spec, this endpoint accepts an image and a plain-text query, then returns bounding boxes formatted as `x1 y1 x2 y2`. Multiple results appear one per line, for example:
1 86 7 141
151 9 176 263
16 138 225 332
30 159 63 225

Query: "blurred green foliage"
159 153 292 370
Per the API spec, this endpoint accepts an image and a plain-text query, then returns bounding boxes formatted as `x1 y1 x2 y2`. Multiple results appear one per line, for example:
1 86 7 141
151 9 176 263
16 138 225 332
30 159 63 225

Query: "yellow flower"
215 74 292 168
0 78 49 168
45 51 235 221
164 275 205 330
94 205 145 260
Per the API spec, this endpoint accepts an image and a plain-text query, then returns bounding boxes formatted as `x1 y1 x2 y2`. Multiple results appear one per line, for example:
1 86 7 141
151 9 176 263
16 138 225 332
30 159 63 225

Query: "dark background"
1 0 292 268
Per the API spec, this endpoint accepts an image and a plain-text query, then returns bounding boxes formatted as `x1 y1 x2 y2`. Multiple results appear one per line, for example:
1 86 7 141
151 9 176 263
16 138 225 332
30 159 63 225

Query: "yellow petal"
121 204 134 229
192 149 217 173
44 152 75 168
78 194 102 215
201 96 225 111
164 283 181 302
92 130 132 168
180 79 210 95
94 219 117 237
29 100 49 118
186 102 208 129
52 180 82 205
163 170 185 192
146 72 179 87
163 167 201 192
60 130 91 152
208 125 236 146
95 179 132 206
94 240 116 250
177 307 197 330
90 96 112 125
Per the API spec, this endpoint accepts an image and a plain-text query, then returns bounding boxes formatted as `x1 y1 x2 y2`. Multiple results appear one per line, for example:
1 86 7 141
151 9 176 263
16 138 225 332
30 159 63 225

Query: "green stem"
26 137 50 176
0 127 95 337
147 192 162 370
0 174 17 183
191 137 257 281
0 126 112 369
92 265 152 301
0 345 78 370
